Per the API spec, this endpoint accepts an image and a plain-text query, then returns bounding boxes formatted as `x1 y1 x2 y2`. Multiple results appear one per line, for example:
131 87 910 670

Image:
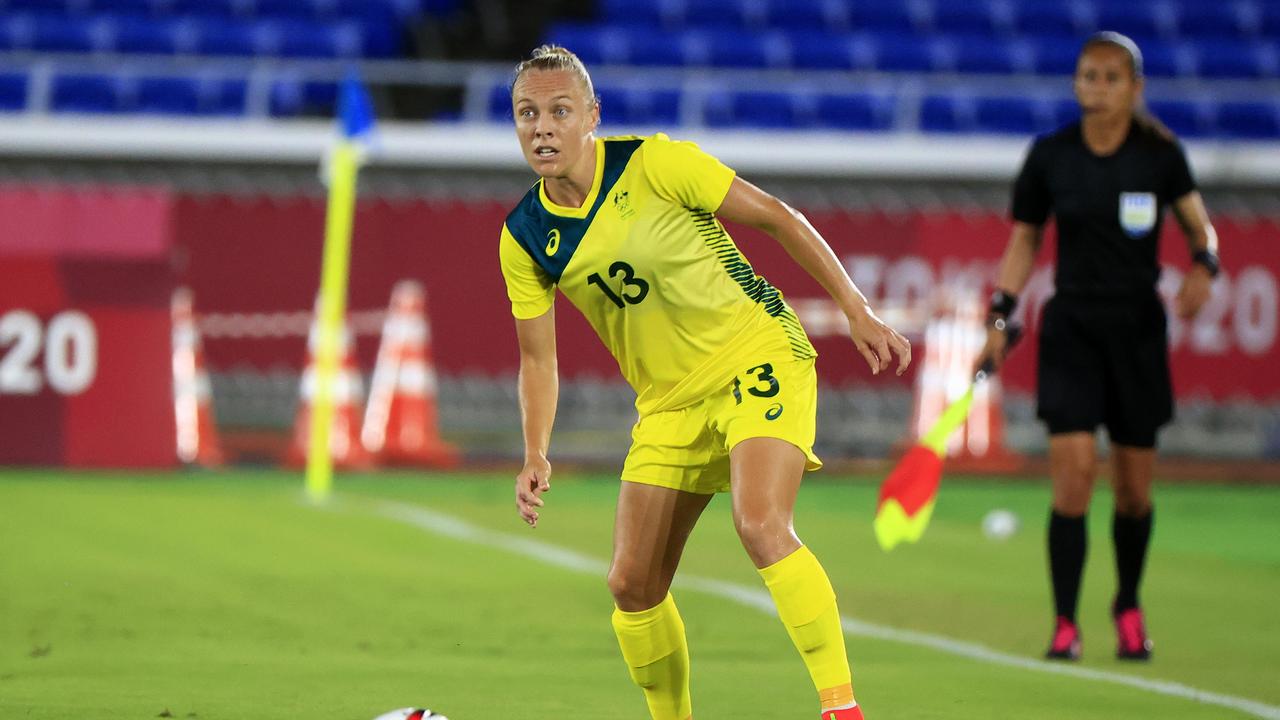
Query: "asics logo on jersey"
545 228 561 256
765 403 784 421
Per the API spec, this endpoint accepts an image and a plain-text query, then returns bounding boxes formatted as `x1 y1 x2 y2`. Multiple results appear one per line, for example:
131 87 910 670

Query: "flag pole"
306 71 374 504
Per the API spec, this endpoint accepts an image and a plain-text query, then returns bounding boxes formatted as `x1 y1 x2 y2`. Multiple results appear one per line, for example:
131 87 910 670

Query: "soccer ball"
981 509 1020 541
371 709 448 720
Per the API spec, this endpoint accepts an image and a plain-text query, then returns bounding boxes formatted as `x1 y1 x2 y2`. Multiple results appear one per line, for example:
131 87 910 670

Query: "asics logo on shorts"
765 403 784 421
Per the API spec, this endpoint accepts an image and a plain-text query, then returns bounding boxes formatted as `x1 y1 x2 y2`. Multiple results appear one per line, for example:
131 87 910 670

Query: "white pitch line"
377 500 1280 720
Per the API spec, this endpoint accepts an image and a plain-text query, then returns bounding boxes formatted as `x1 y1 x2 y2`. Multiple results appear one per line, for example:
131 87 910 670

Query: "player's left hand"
1176 264 1214 319
847 304 912 376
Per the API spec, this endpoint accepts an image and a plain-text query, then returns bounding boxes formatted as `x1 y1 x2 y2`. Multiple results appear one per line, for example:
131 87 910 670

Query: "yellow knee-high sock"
611 593 693 720
760 546 855 711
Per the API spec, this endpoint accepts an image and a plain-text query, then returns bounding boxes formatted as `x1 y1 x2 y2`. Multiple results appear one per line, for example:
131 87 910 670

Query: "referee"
975 32 1220 661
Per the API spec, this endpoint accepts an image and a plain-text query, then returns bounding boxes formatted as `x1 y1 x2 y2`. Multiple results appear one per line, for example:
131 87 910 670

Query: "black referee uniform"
1011 119 1195 448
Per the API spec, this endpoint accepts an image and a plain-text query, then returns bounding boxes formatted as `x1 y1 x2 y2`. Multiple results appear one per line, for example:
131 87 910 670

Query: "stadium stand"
0 0 1278 139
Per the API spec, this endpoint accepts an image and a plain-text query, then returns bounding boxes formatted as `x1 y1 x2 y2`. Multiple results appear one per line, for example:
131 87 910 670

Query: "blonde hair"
511 44 598 108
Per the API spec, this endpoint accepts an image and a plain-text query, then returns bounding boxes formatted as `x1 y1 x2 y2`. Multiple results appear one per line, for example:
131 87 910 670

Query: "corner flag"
307 71 376 503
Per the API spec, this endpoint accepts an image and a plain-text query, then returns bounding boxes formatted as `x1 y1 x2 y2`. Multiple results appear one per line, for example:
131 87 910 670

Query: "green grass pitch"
1 469 1277 719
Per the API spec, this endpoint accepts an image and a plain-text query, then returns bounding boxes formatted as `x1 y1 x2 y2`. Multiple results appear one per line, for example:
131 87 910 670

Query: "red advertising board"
174 196 1279 402
0 187 176 468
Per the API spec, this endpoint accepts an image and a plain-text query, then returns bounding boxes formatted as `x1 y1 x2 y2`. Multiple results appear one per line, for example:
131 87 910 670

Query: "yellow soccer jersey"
499 133 815 415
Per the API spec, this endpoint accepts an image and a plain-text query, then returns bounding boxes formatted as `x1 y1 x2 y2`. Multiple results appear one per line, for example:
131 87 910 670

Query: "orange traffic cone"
171 287 224 467
286 304 373 469
910 286 1018 471
362 281 459 467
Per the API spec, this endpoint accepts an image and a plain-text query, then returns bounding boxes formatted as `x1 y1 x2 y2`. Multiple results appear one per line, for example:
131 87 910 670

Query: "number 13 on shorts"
723 359 822 472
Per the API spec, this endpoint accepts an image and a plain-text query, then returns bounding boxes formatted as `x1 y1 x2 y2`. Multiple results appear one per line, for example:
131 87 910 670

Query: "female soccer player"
499 46 910 719
975 32 1220 661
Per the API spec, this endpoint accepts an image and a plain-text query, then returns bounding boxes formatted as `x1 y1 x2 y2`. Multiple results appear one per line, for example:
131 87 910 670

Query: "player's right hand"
973 327 1009 375
515 456 552 528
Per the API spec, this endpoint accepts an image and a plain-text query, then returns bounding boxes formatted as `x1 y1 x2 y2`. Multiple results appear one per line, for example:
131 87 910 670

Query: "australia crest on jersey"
1119 192 1157 238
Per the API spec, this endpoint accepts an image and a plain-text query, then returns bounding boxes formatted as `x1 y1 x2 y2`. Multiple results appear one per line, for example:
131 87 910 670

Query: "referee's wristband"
1192 249 1221 278
988 289 1018 318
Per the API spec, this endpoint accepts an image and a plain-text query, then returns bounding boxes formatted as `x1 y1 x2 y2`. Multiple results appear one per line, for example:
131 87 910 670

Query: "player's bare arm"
1171 190 1218 320
716 176 911 376
976 221 1044 373
514 307 558 527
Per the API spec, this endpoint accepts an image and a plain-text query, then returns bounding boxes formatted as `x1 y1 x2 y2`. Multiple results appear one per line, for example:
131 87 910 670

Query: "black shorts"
1036 294 1173 448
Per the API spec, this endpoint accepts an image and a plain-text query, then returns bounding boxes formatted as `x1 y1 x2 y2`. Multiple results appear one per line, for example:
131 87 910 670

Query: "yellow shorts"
622 357 823 495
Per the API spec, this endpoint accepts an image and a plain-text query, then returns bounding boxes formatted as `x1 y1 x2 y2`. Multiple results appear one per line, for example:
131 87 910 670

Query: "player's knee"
608 565 667 610
734 514 791 563
1112 486 1151 516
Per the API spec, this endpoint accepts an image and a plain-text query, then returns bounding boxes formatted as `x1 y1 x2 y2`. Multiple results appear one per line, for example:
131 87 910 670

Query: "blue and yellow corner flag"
307 71 376 503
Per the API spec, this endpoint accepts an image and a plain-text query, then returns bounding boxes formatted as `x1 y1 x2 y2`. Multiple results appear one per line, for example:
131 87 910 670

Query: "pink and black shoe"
822 705 865 720
1046 616 1082 660
1114 605 1153 660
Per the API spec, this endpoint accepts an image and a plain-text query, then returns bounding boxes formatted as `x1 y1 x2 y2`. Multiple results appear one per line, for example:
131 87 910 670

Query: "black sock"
1048 510 1088 623
1113 507 1154 612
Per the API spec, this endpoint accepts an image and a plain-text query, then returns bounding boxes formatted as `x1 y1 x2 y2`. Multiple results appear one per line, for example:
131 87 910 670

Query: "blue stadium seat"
622 27 688 66
269 75 337 116
169 0 241 18
684 0 747 28
0 72 27 111
31 14 99 52
764 0 833 31
255 0 320 19
1052 97 1080 127
51 73 121 113
135 76 202 114
706 89 800 128
1216 101 1280 138
848 1 918 34
1263 5 1280 38
487 82 511 122
112 16 191 54
600 0 666 27
274 19 362 57
813 92 895 131
594 85 681 126
5 0 73 13
1139 39 1187 78
546 23 624 65
700 28 778 68
1195 41 1275 78
920 94 973 133
193 18 257 54
1094 4 1167 42
974 95 1048 135
788 30 856 70
952 36 1027 74
89 0 156 16
1176 2 1246 39
1032 37 1083 75
1012 2 1080 38
1147 98 1214 138
932 2 1002 36
872 33 932 72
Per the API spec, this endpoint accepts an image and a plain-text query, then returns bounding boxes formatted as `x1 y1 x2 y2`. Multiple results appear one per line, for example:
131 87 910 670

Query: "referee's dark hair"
1079 31 1176 142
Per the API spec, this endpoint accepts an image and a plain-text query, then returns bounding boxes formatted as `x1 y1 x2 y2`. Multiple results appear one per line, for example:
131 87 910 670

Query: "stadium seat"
169 0 241 18
0 71 27 111
112 16 192 54
1139 39 1188 78
813 92 895 131
1147 98 1214 138
1094 3 1168 42
5 0 73 13
132 75 247 115
600 0 666 27
274 19 362 58
706 89 800 128
764 0 834 31
788 30 856 70
1176 2 1246 39
1012 2 1081 38
546 23 623 65
594 85 681 126
848 2 918 34
487 82 511 122
932 1 1003 37
1215 101 1280 138
1195 41 1275 79
684 0 749 29
30 13 100 52
1032 37 1084 75
872 33 933 72
255 0 320 20
89 0 156 16
920 94 973 133
1263 4 1280 38
50 73 121 113
952 37 1030 74
700 28 780 68
1052 97 1080 127
268 75 337 117
621 27 687 67
974 95 1049 135
193 18 257 54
